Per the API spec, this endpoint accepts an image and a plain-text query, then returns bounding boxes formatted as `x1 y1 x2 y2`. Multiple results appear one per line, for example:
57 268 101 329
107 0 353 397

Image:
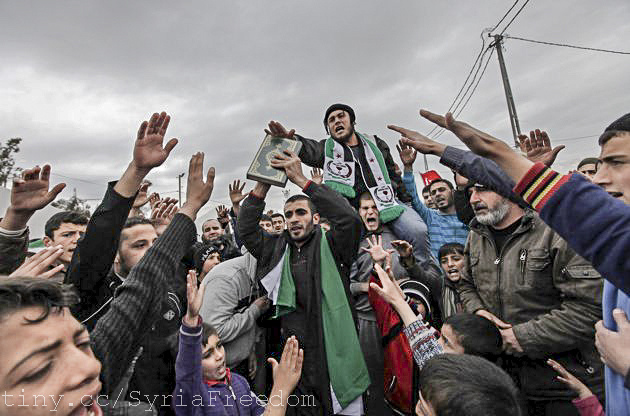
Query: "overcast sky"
1 1 629 226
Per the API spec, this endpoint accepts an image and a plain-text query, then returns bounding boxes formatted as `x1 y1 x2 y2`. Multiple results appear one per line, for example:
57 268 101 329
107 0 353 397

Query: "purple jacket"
173 321 265 416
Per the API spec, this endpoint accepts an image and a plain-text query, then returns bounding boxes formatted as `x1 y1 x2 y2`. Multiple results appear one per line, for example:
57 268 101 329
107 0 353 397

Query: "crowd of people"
0 104 628 416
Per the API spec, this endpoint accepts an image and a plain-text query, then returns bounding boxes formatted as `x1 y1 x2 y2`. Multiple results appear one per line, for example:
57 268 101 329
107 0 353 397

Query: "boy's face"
43 223 86 265
594 133 630 205
0 307 104 416
201 334 226 381
440 252 465 282
437 323 465 354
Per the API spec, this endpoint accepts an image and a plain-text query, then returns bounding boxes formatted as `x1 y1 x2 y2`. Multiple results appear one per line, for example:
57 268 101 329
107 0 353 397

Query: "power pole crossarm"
493 34 522 147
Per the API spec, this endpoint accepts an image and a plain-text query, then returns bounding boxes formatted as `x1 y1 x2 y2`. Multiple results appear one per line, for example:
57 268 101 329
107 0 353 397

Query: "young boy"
437 242 465 320
175 271 304 416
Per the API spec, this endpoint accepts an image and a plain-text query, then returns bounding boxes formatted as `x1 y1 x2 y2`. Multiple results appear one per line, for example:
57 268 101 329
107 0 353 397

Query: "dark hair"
418 354 521 416
0 277 79 324
44 211 89 238
444 313 502 359
202 323 218 346
422 184 432 195
285 194 317 214
577 157 599 169
438 243 465 261
271 213 285 221
599 112 630 145
324 103 356 134
123 216 154 230
260 214 272 223
429 178 454 191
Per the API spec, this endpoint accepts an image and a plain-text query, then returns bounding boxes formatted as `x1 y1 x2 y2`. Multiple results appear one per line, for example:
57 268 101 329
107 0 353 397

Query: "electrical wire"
490 0 521 32
434 47 496 139
498 0 531 35
502 35 630 55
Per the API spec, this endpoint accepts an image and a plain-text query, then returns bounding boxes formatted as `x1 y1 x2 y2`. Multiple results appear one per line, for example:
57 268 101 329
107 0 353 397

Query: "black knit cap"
324 103 355 133
193 243 220 274
604 113 630 133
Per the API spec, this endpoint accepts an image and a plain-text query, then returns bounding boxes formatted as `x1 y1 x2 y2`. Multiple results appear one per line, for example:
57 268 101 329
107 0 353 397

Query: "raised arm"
66 111 178 326
92 151 214 392
266 120 325 167
0 165 65 274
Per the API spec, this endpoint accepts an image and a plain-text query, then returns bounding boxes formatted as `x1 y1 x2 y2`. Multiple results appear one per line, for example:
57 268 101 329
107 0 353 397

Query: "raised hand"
229 180 248 206
420 109 533 181
267 336 304 398
179 152 215 221
151 197 179 224
517 129 565 168
133 112 178 173
183 270 206 326
310 168 323 185
1 165 66 231
395 140 418 170
9 245 65 278
547 359 593 399
388 125 446 157
216 205 230 227
265 120 295 139
391 240 413 259
361 235 395 265
132 182 151 209
270 150 308 188
148 192 161 210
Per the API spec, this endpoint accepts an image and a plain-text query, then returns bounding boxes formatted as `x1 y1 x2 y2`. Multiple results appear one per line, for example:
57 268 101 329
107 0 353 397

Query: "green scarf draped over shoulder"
274 229 370 409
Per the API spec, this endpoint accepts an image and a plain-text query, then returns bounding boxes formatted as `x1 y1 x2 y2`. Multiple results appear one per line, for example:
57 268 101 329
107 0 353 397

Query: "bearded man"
459 183 604 415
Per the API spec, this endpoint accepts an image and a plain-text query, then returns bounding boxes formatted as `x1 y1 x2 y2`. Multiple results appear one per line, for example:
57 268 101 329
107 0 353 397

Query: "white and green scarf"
323 132 404 223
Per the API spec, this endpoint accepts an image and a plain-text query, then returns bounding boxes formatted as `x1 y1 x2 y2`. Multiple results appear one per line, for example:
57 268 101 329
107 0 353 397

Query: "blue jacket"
515 165 630 415
174 321 265 416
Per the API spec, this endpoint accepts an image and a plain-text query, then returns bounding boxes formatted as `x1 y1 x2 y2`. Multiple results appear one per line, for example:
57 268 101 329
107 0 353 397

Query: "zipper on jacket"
228 384 242 416
519 249 528 285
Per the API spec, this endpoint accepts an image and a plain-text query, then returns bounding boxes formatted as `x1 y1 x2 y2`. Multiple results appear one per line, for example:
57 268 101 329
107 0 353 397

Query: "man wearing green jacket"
460 185 604 415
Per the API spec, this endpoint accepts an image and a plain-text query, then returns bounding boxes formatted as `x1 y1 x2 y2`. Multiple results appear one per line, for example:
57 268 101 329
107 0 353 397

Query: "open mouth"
447 268 459 278
289 226 302 233
366 217 377 225
335 125 344 133
608 191 623 198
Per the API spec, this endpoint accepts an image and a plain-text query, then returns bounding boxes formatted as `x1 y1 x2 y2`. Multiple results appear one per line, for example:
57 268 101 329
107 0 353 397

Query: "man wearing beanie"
266 104 433 269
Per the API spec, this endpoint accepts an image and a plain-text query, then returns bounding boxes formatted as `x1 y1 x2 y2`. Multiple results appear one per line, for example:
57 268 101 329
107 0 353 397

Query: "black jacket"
238 182 362 415
65 181 135 329
295 134 411 207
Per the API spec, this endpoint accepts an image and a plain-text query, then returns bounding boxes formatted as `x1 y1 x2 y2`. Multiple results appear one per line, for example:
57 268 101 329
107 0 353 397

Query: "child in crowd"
439 313 502 361
437 242 465 319
548 359 605 416
175 271 303 416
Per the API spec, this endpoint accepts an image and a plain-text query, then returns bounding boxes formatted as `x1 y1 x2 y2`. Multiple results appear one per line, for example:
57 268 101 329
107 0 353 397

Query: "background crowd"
0 104 629 416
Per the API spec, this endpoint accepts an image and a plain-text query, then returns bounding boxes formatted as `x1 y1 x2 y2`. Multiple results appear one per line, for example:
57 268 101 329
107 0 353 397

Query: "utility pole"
177 173 185 207
493 34 521 147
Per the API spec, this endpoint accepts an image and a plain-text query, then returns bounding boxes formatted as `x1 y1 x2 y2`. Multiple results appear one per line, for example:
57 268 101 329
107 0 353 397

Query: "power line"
434 47 496 139
490 0 520 32
426 32 488 137
498 0 531 35
502 35 630 55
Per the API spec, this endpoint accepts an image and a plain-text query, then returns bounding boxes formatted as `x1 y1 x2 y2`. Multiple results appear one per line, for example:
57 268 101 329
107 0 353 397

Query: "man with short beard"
266 104 433 270
459 183 604 414
238 150 369 415
397 142 468 260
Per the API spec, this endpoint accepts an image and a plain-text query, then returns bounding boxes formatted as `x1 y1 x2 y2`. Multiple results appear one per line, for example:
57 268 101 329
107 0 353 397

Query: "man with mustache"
238 150 369 415
266 104 433 271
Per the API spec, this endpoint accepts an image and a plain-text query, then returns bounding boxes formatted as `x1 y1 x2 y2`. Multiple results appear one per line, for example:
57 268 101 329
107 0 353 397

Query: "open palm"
133 112 178 171
11 165 65 212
